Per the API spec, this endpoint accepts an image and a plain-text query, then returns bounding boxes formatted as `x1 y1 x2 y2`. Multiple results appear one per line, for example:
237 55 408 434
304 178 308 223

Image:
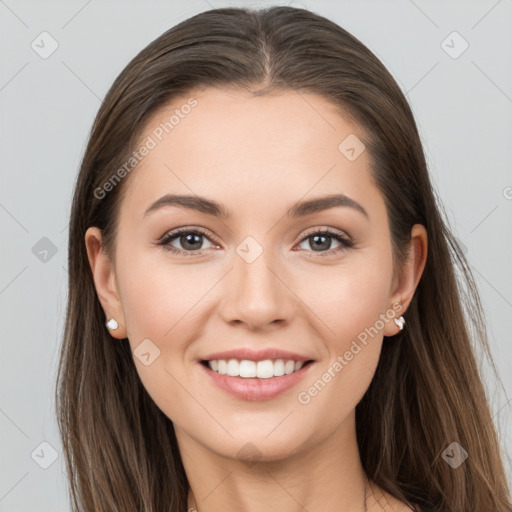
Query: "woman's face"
86 86 425 462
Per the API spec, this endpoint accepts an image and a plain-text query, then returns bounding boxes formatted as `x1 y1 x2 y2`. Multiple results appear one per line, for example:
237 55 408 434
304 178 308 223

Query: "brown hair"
55 6 512 511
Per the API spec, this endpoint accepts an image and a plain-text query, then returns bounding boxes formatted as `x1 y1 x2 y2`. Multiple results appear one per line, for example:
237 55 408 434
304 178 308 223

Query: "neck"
178 413 371 512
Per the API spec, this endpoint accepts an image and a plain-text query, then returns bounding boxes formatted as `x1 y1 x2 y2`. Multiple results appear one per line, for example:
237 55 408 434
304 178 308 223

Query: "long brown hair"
55 6 512 511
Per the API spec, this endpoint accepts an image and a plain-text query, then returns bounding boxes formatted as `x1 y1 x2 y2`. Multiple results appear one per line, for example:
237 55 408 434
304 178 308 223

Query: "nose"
219 246 296 330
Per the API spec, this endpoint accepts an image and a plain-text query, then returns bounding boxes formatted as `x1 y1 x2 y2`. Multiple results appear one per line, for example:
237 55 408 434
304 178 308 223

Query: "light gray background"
1 0 511 510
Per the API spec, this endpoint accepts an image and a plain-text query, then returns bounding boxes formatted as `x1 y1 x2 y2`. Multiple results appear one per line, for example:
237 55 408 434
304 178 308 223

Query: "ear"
84 227 127 339
383 223 428 337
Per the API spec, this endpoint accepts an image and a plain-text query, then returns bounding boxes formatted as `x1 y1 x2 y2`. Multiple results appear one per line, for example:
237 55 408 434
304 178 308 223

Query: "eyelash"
157 227 354 258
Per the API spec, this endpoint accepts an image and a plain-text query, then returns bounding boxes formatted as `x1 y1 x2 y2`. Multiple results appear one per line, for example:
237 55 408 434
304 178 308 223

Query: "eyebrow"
143 193 369 220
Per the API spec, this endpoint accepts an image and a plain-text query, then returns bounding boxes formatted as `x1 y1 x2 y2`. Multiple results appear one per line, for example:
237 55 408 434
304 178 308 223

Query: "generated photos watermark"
297 303 403 405
94 97 198 200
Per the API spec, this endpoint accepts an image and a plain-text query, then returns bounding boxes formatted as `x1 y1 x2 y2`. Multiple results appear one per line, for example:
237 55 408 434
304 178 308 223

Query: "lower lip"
199 361 315 401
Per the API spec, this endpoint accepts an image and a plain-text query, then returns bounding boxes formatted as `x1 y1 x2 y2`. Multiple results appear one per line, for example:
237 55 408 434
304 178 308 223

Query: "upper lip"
200 348 313 363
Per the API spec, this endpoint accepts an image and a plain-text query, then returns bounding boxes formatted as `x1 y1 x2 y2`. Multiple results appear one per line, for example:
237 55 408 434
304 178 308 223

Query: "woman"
55 6 512 511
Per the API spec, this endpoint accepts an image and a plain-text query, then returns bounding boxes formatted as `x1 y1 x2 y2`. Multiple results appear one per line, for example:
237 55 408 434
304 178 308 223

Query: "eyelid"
157 226 351 245
158 226 219 245
300 225 352 242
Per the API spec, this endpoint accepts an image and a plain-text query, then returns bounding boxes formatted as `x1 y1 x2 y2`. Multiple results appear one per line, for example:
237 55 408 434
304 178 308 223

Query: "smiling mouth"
200 359 314 379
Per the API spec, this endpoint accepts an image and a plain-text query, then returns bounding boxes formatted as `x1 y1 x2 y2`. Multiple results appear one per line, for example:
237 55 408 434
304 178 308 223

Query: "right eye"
157 227 218 256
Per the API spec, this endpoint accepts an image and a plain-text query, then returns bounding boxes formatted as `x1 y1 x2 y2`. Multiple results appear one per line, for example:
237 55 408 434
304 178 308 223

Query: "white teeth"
284 360 295 374
256 360 274 379
217 360 227 375
273 359 285 376
227 359 239 377
206 358 306 378
239 360 256 378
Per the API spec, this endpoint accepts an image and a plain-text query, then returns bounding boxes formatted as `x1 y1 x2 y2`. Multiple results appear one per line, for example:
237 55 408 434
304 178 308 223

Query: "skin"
85 86 427 512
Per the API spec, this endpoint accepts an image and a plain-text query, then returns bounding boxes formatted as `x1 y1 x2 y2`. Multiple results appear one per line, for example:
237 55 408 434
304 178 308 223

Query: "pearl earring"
106 318 118 330
393 316 405 331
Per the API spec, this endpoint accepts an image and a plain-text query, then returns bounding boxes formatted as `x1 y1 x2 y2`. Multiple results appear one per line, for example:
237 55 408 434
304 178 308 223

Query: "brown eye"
297 230 353 257
158 228 216 256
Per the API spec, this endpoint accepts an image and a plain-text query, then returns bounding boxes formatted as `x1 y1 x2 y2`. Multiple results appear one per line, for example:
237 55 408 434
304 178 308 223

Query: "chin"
194 422 315 464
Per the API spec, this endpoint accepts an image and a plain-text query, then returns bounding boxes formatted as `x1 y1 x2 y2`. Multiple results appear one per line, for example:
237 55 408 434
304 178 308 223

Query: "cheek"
294 254 392 414
118 252 212 343
305 253 393 350
114 254 221 421
115 264 199 424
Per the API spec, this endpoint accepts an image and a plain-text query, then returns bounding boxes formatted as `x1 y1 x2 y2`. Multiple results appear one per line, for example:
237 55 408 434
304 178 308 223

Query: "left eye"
296 230 353 256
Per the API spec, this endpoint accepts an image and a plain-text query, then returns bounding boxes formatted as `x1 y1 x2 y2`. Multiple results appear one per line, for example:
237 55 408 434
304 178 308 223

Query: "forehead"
120 86 383 222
